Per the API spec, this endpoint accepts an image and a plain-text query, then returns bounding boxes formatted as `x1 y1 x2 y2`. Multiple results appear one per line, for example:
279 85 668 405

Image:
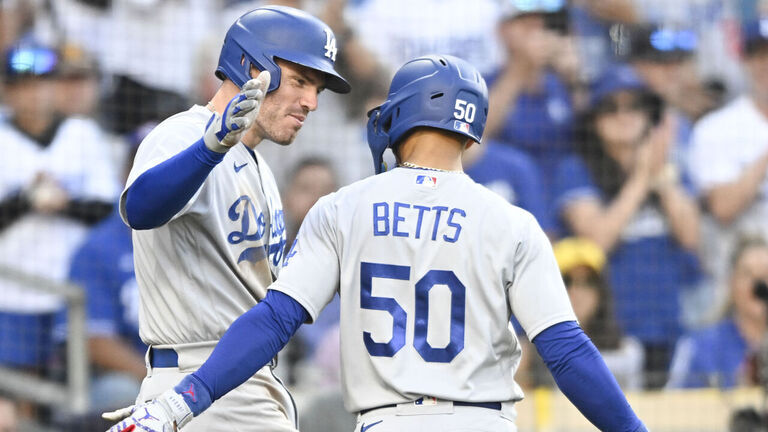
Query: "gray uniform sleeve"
270 195 340 322
508 212 577 340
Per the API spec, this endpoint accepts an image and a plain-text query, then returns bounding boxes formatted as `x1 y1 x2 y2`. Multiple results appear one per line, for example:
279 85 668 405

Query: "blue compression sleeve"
533 321 647 432
175 290 309 416
124 138 225 229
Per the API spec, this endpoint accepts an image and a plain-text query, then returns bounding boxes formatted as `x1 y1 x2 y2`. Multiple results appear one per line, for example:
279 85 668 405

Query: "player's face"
250 60 325 146
731 246 768 323
594 91 649 149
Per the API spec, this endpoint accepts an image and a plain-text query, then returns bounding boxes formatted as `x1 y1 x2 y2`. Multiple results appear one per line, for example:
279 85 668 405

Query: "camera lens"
753 280 768 301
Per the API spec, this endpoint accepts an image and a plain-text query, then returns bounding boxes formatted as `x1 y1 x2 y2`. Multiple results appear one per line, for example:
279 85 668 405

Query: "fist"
203 70 270 153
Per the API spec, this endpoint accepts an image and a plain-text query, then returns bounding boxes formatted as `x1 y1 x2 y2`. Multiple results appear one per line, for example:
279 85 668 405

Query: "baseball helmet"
367 54 488 174
215 6 350 94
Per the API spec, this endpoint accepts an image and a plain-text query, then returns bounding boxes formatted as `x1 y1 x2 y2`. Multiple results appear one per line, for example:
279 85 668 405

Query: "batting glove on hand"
203 70 270 153
102 389 193 432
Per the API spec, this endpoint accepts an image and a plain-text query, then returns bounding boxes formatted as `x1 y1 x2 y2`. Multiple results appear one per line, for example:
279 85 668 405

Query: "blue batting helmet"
215 6 350 94
366 54 488 174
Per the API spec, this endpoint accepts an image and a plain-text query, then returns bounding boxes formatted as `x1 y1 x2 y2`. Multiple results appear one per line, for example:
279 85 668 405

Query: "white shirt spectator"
688 95 768 311
0 117 120 313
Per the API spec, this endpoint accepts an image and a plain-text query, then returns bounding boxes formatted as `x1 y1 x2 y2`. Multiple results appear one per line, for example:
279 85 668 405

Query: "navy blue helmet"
367 54 488 174
216 6 350 94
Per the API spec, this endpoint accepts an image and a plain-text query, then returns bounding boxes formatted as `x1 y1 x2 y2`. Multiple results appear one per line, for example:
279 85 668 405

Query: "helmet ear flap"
366 107 390 174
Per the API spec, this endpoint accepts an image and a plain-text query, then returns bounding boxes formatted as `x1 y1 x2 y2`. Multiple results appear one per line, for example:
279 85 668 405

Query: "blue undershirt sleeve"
124 138 225 229
174 290 309 416
533 321 647 432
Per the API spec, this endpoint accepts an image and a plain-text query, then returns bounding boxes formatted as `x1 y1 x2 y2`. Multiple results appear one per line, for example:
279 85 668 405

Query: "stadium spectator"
553 64 702 388
518 237 645 390
485 0 575 225
687 17 768 318
617 23 723 123
53 124 153 425
667 235 768 389
52 43 100 118
283 157 339 253
41 0 218 134
463 140 554 233
0 42 119 372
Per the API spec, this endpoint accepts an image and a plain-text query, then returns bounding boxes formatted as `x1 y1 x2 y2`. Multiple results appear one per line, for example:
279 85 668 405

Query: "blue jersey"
464 141 553 232
553 155 701 346
668 318 749 388
62 211 145 353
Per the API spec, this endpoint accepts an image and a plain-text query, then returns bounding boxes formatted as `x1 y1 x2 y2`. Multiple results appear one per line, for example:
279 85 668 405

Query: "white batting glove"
203 70 270 153
103 389 193 432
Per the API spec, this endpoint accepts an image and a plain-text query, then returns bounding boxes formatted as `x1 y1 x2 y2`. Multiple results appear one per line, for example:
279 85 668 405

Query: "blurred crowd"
2 0 768 429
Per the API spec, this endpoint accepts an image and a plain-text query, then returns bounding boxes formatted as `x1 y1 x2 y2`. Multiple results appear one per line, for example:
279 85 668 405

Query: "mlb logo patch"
453 120 470 134
416 175 438 189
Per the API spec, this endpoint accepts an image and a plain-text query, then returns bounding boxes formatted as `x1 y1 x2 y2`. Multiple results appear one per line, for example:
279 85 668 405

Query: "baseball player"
104 6 350 432
105 55 645 432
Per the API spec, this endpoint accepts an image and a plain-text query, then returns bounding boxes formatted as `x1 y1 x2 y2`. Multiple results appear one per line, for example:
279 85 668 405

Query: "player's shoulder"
138 105 208 148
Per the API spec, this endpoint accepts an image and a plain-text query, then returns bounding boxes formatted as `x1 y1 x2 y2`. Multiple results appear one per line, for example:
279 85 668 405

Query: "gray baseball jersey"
120 105 287 345
272 167 576 413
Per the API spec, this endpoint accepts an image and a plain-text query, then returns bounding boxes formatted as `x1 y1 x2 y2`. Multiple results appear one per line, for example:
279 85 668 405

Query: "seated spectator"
667 235 768 389
518 237 644 390
554 64 701 388
687 18 768 311
0 42 119 371
485 0 575 222
463 140 554 233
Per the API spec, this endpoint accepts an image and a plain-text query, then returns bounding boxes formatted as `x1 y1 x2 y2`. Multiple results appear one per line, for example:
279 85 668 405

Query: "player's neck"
398 130 466 172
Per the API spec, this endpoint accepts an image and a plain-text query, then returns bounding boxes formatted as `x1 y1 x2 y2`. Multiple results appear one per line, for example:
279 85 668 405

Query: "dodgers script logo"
226 195 286 267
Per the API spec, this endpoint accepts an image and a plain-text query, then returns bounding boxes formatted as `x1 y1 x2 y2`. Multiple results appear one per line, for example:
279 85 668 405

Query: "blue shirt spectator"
667 235 768 389
487 69 574 184
64 210 144 354
667 319 749 388
554 155 700 346
464 141 554 232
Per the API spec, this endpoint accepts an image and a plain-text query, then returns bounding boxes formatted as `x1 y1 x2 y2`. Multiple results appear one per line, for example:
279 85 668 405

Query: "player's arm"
103 290 308 432
509 212 646 432
104 198 340 431
533 321 647 432
122 72 269 230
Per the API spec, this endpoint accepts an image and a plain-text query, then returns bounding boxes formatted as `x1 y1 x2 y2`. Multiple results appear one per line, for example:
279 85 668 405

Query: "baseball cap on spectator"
499 0 565 19
612 23 698 63
552 237 606 275
741 17 768 56
3 43 58 83
588 63 664 124
589 64 646 108
56 43 99 79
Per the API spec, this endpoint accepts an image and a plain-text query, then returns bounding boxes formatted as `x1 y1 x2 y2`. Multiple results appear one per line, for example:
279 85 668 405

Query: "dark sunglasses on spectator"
594 97 646 116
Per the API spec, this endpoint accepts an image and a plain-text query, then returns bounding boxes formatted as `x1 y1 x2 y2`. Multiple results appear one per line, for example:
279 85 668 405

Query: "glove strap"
158 389 194 429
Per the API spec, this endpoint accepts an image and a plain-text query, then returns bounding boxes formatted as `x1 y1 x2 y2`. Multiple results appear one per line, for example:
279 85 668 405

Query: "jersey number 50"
360 261 465 363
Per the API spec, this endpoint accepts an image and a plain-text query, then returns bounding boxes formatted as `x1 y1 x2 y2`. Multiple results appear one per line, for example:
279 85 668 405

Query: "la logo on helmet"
323 28 338 61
